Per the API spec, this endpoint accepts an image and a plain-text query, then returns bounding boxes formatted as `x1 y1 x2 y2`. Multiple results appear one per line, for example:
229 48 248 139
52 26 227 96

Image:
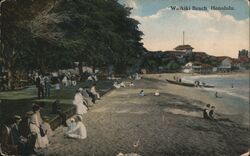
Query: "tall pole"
183 31 185 45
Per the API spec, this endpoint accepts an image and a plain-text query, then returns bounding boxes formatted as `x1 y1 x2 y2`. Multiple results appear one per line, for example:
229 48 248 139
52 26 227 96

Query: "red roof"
174 45 194 50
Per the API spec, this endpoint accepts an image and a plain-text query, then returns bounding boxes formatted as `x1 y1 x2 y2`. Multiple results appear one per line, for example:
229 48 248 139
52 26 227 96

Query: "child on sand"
154 90 160 96
129 82 134 87
209 106 216 120
139 90 144 96
203 104 210 120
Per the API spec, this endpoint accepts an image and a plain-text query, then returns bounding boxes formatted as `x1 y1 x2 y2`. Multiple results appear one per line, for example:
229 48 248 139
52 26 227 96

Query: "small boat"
166 79 195 87
166 79 215 88
202 85 215 88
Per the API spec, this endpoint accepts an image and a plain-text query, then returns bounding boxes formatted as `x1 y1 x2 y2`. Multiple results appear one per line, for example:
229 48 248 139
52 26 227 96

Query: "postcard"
0 0 249 155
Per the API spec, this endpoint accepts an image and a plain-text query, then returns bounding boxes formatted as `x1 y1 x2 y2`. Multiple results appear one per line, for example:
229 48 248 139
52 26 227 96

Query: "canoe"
202 85 215 88
166 79 195 87
166 79 215 88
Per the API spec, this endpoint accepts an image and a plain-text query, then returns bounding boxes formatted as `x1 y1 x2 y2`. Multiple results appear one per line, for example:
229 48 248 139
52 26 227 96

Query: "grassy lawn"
0 80 114 124
0 80 114 104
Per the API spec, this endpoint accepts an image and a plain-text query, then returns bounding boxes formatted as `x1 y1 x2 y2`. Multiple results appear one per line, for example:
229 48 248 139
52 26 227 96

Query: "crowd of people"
35 74 52 99
62 74 77 87
0 83 101 156
0 104 52 156
1 72 223 156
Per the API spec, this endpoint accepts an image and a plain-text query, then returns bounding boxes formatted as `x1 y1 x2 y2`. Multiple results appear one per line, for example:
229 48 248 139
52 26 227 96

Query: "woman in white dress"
65 115 87 139
29 104 49 149
73 89 88 115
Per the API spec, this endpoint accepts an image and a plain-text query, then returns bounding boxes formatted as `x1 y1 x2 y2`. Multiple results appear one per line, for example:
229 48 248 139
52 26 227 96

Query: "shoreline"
142 73 249 127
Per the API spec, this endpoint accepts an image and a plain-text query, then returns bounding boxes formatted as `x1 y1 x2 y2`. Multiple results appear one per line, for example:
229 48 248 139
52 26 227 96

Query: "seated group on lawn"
0 104 52 156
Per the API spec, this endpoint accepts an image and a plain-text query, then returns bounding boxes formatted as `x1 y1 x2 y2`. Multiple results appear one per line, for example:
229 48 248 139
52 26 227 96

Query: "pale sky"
119 0 249 58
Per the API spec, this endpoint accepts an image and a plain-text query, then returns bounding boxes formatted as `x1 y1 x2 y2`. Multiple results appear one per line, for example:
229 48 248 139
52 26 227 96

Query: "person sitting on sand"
154 90 160 96
65 116 87 139
73 89 88 115
203 104 210 120
209 106 215 120
67 118 77 131
129 82 134 87
113 81 120 89
139 90 144 96
120 81 125 87
90 84 101 100
80 88 94 107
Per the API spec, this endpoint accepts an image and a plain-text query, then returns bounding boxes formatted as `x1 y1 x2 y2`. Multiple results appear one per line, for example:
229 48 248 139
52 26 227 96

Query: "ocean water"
182 74 249 114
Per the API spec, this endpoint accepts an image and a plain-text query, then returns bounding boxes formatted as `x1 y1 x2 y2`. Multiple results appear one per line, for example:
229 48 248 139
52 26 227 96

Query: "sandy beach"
44 76 250 156
143 73 249 126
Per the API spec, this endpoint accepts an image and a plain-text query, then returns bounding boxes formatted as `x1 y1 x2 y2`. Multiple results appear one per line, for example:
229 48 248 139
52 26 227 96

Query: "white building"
217 58 232 72
183 62 213 74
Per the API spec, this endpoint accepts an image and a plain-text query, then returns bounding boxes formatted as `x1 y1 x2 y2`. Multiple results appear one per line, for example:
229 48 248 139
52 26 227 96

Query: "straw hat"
70 118 75 122
13 115 22 121
26 111 34 117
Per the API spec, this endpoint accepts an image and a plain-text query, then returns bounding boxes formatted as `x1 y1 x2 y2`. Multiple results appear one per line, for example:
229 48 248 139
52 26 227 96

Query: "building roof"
165 51 186 56
174 45 194 50
216 56 232 61
193 52 207 56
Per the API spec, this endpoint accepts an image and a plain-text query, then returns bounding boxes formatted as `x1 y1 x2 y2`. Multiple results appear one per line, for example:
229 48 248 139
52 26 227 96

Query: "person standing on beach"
215 92 218 98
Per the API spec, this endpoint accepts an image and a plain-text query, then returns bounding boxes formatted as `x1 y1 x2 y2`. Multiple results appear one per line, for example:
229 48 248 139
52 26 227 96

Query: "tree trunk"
92 65 96 74
78 62 83 80
7 68 12 89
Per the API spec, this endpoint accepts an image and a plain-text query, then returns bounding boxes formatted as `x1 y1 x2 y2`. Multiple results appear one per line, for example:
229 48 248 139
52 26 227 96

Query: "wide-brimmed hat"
70 118 75 122
13 115 22 121
26 111 34 116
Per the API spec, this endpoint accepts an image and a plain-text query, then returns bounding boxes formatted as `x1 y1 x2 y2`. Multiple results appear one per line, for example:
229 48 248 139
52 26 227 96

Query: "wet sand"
44 78 250 156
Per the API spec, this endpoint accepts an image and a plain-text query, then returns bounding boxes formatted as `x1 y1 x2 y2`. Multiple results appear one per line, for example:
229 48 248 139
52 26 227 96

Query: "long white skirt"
73 103 88 115
30 124 49 149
